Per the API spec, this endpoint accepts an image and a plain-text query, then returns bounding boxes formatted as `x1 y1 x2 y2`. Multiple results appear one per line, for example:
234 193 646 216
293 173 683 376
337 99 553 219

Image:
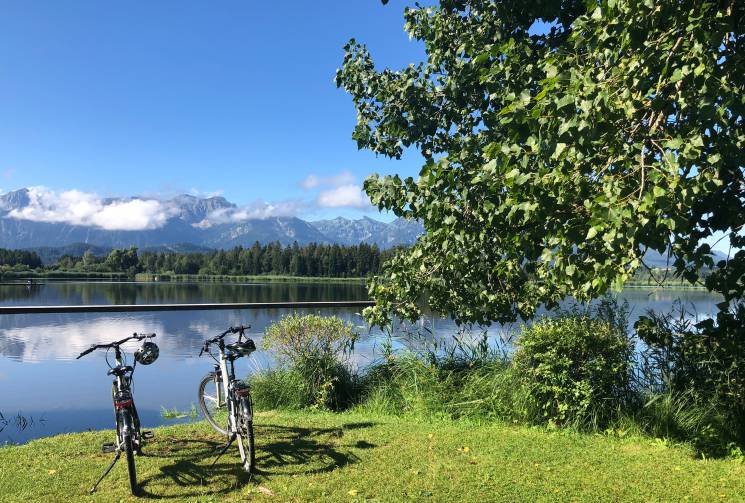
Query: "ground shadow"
137 421 377 499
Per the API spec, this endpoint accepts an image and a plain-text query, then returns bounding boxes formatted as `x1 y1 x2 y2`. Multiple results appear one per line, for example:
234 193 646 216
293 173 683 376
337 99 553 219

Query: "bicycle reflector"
134 341 159 365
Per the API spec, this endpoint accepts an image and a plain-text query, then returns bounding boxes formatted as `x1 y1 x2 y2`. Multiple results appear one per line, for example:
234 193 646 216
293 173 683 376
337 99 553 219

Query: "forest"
0 242 398 278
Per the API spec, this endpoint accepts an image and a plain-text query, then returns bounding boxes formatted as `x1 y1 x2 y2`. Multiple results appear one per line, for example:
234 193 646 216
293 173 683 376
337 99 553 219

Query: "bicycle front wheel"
198 373 228 436
236 396 255 473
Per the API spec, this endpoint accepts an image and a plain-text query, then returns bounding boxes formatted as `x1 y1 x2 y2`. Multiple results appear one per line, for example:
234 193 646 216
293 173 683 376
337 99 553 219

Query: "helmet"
135 341 159 365
228 339 256 357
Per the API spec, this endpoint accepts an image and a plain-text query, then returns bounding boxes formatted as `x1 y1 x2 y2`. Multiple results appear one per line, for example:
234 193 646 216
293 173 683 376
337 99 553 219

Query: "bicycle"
76 332 159 495
197 324 256 473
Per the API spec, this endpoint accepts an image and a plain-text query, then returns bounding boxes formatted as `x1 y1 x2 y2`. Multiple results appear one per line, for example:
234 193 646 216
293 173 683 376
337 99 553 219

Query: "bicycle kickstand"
211 433 237 467
90 447 122 494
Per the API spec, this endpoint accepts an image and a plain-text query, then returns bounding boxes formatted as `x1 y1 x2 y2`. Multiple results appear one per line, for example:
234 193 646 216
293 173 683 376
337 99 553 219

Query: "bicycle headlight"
135 341 159 365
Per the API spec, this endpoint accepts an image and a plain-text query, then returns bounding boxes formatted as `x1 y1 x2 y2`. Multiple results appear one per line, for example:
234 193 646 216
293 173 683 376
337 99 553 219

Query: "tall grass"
249 304 743 458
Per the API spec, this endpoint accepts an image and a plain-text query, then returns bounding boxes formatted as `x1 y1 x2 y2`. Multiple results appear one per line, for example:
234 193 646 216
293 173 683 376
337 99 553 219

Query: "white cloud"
8 186 177 231
194 199 308 228
189 188 224 198
301 170 356 190
317 184 370 208
301 175 320 190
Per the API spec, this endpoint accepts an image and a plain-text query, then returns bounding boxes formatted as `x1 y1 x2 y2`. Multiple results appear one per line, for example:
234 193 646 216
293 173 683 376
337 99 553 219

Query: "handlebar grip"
133 332 156 338
76 345 97 359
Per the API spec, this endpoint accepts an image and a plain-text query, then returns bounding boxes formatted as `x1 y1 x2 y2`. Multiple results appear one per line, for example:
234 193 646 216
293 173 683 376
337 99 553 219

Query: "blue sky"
0 0 427 220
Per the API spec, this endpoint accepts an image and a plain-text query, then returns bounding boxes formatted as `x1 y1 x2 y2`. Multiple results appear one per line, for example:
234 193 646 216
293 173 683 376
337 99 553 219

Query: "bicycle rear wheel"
120 410 138 495
236 396 255 473
198 373 228 435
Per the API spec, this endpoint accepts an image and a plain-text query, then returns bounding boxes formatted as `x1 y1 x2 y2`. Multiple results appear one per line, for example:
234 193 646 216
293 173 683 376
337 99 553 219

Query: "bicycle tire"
236 396 255 473
121 410 138 495
198 373 228 436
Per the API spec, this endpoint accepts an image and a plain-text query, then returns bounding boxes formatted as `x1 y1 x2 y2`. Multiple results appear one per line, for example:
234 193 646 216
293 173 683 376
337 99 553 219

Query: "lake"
0 281 722 444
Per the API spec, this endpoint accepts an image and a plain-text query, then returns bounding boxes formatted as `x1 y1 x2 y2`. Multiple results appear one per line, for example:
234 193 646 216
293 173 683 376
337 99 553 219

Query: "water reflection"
0 281 368 306
0 281 724 444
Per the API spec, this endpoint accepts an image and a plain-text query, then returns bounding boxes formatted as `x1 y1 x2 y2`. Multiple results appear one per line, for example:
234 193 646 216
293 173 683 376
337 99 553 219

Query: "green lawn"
1 410 743 502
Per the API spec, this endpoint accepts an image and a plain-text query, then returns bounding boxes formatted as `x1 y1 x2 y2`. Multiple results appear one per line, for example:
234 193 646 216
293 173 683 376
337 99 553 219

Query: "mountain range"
0 189 423 250
0 188 728 268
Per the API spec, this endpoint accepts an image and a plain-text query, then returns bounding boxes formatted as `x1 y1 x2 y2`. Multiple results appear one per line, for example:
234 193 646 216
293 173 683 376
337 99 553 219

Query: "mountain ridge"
0 188 422 250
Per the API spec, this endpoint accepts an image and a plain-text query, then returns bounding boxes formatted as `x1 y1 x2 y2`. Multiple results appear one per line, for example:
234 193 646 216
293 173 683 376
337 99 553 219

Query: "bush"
357 340 522 421
512 315 633 428
250 368 309 410
260 314 358 410
636 301 745 453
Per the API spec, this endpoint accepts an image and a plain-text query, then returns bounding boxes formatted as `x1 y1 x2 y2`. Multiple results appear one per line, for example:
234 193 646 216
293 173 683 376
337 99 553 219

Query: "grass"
1 410 744 502
160 404 198 421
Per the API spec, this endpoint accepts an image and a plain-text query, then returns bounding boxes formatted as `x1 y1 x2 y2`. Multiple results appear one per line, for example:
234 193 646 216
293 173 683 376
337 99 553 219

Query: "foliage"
636 301 745 450
512 316 633 427
42 242 397 278
0 249 42 269
160 404 198 420
250 368 311 411
261 314 358 410
629 390 729 455
104 247 140 276
358 353 524 421
337 0 745 328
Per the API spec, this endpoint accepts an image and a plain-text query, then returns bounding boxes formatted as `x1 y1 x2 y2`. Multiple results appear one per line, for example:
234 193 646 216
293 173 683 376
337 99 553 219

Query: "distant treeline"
0 242 400 278
0 249 43 269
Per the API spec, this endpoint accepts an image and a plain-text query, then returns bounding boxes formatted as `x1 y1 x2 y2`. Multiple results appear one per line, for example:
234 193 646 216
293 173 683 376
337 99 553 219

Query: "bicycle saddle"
107 365 134 376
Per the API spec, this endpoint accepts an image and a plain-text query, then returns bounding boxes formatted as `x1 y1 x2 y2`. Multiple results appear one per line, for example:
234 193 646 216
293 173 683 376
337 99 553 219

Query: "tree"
104 247 140 276
337 0 745 327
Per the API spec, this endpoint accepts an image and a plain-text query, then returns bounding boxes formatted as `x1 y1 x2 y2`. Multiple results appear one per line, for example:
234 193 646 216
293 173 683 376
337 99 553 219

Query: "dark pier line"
0 300 375 314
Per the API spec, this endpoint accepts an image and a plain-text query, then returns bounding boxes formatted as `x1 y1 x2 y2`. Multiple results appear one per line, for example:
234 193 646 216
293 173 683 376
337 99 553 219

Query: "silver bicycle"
76 332 159 495
197 325 256 473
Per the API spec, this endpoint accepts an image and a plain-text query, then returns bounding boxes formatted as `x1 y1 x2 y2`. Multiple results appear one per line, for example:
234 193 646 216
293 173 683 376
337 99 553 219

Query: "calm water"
0 281 722 444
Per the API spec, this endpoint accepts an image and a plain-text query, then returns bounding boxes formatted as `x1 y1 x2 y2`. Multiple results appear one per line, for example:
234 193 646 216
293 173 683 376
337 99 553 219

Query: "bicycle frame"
213 340 241 435
198 325 256 473
110 345 139 445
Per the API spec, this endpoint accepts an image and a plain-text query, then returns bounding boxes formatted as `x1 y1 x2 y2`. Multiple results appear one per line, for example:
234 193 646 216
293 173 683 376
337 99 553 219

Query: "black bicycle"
76 333 159 495
197 325 256 473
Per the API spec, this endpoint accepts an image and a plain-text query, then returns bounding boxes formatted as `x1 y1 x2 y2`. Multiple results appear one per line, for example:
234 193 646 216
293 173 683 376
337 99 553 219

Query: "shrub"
512 315 633 428
250 367 309 410
636 301 745 452
260 314 358 410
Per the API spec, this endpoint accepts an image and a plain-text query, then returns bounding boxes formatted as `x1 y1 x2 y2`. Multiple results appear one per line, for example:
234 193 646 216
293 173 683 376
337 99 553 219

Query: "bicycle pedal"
142 430 155 440
101 442 116 453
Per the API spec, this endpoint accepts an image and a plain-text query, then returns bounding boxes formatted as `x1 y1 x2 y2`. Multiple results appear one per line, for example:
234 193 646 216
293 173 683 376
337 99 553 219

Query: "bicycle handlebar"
76 332 157 359
199 325 251 356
